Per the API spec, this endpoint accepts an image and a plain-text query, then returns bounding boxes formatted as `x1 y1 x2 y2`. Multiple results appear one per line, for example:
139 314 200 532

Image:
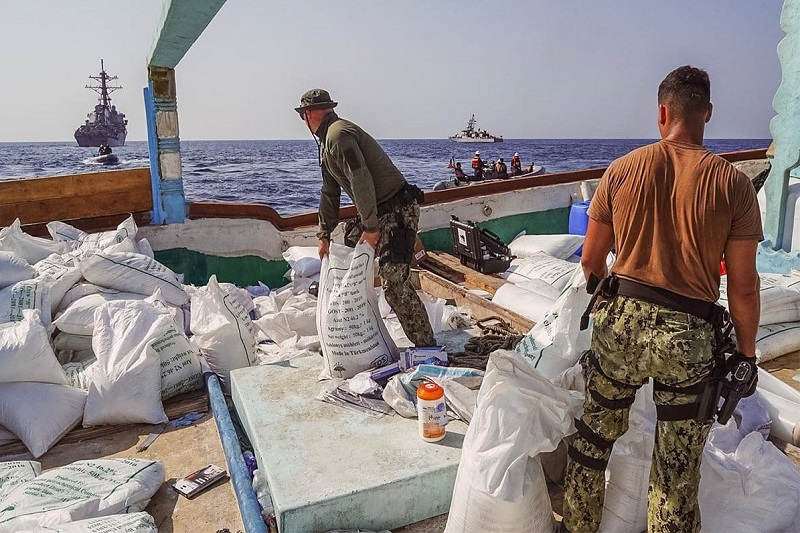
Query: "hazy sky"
0 1 785 142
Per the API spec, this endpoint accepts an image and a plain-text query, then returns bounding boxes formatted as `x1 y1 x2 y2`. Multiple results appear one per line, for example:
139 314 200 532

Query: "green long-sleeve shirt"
316 112 407 240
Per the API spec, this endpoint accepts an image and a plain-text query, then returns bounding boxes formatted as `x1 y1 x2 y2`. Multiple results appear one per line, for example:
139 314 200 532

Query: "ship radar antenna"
86 59 122 109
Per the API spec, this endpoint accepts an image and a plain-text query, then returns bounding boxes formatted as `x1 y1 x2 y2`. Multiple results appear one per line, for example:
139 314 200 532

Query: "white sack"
499 252 579 293
282 246 322 278
508 233 585 260
254 292 318 344
698 431 800 533
16 512 158 533
81 252 188 306
218 282 255 315
0 458 164 532
52 333 94 364
148 314 203 400
316 243 399 379
0 310 67 385
137 238 154 258
46 215 137 252
0 461 41 500
0 279 53 327
751 322 800 363
190 275 258 394
53 291 147 335
62 359 99 391
515 267 594 379
83 301 169 426
0 219 63 264
0 251 36 289
0 424 19 446
491 282 556 323
0 382 86 458
102 237 141 255
719 273 800 326
444 350 582 533
32 256 82 312
755 368 800 445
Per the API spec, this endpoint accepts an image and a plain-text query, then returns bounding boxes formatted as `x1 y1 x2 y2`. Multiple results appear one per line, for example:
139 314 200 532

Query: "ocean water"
0 139 769 216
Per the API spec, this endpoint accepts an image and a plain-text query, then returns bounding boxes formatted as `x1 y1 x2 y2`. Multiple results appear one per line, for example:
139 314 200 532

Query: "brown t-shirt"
588 139 763 302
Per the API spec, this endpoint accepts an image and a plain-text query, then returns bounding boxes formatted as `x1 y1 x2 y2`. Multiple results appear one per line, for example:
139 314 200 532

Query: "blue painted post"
147 66 187 224
143 84 165 225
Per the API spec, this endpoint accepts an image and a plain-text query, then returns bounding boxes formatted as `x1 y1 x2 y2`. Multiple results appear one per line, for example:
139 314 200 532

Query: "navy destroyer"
449 114 503 143
74 60 128 147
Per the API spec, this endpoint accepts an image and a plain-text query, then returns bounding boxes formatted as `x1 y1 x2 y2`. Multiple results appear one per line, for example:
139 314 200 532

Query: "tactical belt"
614 277 724 326
377 184 417 218
568 445 609 471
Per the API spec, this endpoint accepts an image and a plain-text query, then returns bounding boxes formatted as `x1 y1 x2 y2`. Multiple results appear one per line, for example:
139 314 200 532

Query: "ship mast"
86 59 122 109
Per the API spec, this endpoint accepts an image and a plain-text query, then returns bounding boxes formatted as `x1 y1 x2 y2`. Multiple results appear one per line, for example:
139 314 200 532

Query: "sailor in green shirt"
295 88 436 348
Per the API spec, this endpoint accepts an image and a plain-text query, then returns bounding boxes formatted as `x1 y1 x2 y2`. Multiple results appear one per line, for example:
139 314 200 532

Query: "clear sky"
0 0 785 142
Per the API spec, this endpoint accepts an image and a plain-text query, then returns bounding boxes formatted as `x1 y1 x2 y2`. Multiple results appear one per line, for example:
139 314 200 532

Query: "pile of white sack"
0 458 164 533
0 217 264 457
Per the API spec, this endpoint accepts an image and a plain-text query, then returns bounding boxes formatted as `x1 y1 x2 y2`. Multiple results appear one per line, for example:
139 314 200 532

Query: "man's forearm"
729 285 760 356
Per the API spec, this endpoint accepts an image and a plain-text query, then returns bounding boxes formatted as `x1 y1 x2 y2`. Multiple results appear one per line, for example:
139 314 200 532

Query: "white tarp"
0 458 164 532
316 243 399 379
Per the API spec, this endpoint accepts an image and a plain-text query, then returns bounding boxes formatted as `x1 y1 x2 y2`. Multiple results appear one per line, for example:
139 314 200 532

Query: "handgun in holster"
579 273 617 330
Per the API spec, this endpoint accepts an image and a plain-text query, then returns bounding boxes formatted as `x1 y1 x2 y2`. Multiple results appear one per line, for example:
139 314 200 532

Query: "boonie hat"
475 151 480 155
295 89 338 113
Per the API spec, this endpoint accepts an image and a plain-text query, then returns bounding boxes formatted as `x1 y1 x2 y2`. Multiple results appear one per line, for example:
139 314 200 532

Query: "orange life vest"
511 155 521 167
472 156 481 169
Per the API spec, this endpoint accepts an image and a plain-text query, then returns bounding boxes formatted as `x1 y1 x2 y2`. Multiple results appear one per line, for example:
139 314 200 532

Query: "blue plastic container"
569 201 591 256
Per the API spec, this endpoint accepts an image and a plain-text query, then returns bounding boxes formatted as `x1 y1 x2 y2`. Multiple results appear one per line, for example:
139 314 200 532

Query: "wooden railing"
0 168 153 236
0 147 767 236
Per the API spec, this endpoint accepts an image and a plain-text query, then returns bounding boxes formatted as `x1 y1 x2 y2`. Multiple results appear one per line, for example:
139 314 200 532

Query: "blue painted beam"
143 84 165 225
149 0 228 69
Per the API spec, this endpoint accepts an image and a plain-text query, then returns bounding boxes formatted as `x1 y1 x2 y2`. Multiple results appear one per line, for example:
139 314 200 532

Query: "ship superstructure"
74 60 128 147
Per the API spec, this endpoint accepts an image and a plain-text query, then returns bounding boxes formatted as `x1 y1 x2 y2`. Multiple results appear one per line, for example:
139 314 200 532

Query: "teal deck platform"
230 354 469 532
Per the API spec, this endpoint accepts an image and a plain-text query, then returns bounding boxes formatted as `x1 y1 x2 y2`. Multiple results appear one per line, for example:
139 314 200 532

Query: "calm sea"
0 139 769 216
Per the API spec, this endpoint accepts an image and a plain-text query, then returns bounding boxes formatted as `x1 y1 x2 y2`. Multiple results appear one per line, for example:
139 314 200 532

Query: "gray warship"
74 60 128 147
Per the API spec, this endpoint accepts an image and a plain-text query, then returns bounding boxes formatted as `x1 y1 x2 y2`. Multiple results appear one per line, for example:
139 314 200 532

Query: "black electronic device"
449 216 514 274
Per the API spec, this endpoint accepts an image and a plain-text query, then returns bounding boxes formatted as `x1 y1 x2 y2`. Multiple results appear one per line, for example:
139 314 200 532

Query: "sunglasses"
298 111 306 121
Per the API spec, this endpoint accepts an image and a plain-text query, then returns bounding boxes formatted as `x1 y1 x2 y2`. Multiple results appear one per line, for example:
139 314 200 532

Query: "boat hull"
75 130 127 147
449 137 502 143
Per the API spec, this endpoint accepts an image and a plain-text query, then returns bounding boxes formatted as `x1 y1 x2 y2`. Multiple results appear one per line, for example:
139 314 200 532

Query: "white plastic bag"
0 310 68 385
0 251 36 289
317 243 399 379
0 219 63 264
0 382 86 458
190 275 258 394
83 300 169 426
81 252 188 306
0 458 164 532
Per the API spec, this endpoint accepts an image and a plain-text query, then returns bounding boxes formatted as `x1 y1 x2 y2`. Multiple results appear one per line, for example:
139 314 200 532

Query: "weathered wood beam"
149 0 228 69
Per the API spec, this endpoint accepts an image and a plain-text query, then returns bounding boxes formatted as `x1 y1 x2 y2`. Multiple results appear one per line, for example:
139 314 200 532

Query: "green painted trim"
154 248 289 288
420 207 571 253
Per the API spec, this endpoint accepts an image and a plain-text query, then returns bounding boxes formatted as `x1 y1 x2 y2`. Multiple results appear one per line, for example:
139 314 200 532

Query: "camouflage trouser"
346 202 435 347
562 295 715 533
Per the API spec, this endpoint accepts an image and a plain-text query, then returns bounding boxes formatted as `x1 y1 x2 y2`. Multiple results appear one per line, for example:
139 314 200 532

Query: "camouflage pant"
563 295 715 533
346 202 435 347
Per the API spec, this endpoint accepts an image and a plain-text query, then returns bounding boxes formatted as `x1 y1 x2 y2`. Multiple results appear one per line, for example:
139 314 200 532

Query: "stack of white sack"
444 350 583 533
719 271 800 362
190 275 258 394
597 384 800 533
282 245 322 282
499 251 580 293
755 368 800 446
0 310 85 457
252 281 319 364
0 216 155 327
316 243 399 379
377 288 447 346
0 458 163 533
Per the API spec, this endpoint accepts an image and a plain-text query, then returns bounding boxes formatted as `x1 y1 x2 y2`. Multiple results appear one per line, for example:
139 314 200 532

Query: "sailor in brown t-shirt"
561 66 762 533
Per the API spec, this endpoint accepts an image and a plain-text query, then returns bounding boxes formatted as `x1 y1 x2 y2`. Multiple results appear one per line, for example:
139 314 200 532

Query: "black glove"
728 351 758 397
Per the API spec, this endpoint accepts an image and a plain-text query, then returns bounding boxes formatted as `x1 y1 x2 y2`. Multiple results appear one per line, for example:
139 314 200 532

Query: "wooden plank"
417 270 534 334
425 252 506 295
769 436 800 469
762 350 800 393
2 188 153 227
0 389 208 457
0 168 151 205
